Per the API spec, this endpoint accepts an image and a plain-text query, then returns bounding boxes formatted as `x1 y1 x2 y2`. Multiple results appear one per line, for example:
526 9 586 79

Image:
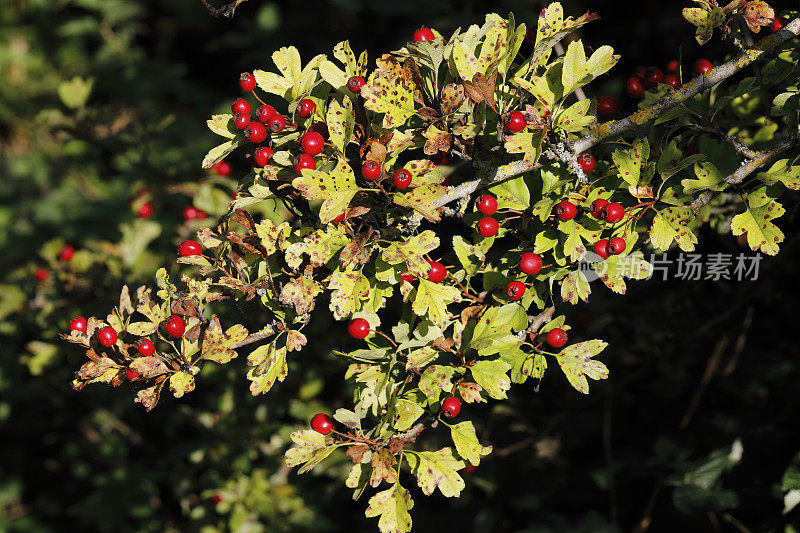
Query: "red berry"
555 200 577 221
393 168 412 189
267 114 286 134
255 104 276 123
631 66 647 80
244 121 268 143
441 396 461 418
596 96 617 118
694 59 713 76
602 202 625 224
476 194 497 215
476 216 499 237
506 280 525 300
97 326 118 347
332 212 345 223
348 318 370 339
311 413 334 435
59 245 75 262
164 315 185 338
362 160 382 180
401 271 414 283
214 161 231 176
296 98 316 118
137 339 156 357
347 76 365 93
427 260 447 283
666 60 678 73
578 153 596 174
664 74 680 89
461 463 477 475
773 17 786 32
234 113 251 130
34 267 49 282
643 67 663 88
239 72 256 92
413 27 436 42
545 328 567 348
608 237 627 255
504 111 526 133
519 252 542 276
183 206 199 220
293 153 316 173
231 98 251 115
301 131 325 156
212 494 223 505
593 239 610 259
179 240 202 257
253 146 275 167
591 199 609 219
69 317 87 333
625 78 645 99
137 202 153 219
126 367 141 381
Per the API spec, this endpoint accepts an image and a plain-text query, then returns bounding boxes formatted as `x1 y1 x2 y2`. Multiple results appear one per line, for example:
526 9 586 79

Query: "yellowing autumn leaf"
554 339 609 394
293 157 360 223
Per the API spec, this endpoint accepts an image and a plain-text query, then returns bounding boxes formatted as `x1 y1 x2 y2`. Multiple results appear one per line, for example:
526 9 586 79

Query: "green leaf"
418 365 455 402
555 98 593 132
448 421 492 466
757 159 800 190
561 270 591 304
169 371 195 398
489 175 531 209
612 138 649 187
406 448 465 497
364 482 414 533
554 339 609 394
201 316 249 364
452 235 490 276
392 399 425 431
650 207 698 252
361 72 415 129
561 39 587 96
292 157 360 223
247 344 288 395
202 138 245 169
58 76 93 109
381 231 440 277
326 97 355 153
285 429 337 474
206 114 236 138
328 270 370 319
731 197 785 256
682 162 725 193
470 359 512 400
412 279 461 329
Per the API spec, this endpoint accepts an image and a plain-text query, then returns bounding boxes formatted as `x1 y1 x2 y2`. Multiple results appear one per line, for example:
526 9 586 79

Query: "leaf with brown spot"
280 277 323 315
134 378 166 411
402 57 425 104
393 185 445 222
440 83 465 115
416 107 439 121
462 71 497 111
347 444 370 464
286 330 307 352
370 448 398 488
456 382 484 403
422 125 453 156
740 1 775 32
201 315 249 364
129 356 169 379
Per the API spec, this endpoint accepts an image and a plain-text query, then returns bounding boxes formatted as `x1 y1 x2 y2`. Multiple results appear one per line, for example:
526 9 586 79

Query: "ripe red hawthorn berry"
164 315 185 338
348 318 371 339
476 216 499 237
694 59 713 76
413 27 436 42
426 260 447 283
231 98 251 115
643 67 663 88
253 146 275 167
608 237 627 255
555 200 577 221
631 66 647 80
332 212 345 223
578 153 596 174
244 121 268 143
773 17 786 32
663 74 680 89
347 76 365 93
234 113 251 130
596 96 617 118
506 280 525 300
520 252 543 275
126 367 141 381
393 168 412 189
59 245 75 262
546 328 567 348
301 131 325 156
477 194 497 215
239 72 256 92
362 160 382 180
311 413 334 435
625 77 645 99
267 114 286 134
602 202 625 224
504 111 527 133
461 463 477 475
591 199 609 219
212 493 223 505
137 202 153 219
182 206 200 220
34 267 49 282
69 316 87 334
255 104 276 123
97 326 118 347
441 396 461 418
666 60 679 73
179 240 202 257
400 271 414 283
293 153 316 173
137 338 156 357
296 98 316 118
214 160 231 176
594 239 611 259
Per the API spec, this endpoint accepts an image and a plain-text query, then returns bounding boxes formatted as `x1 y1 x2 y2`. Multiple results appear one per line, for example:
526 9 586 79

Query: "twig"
724 132 800 185
684 124 757 159
680 336 728 428
200 0 250 18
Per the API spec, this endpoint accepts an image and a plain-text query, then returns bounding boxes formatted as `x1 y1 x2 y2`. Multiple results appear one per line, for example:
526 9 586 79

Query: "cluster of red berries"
624 59 713 99
35 245 78 282
359 160 417 190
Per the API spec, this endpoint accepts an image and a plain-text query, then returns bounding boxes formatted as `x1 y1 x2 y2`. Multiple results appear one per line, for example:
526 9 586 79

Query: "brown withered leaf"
628 184 655 199
129 356 169 379
440 83 465 115
185 324 202 342
172 297 200 318
227 232 265 258
134 376 167 412
77 356 118 381
740 1 775 32
432 337 455 352
347 444 370 464
231 209 258 235
361 139 388 166
119 286 134 317
523 104 546 130
422 125 453 155
462 71 498 111
417 107 440 121
369 448 398 488
402 57 425 104
460 305 485 326
340 229 376 269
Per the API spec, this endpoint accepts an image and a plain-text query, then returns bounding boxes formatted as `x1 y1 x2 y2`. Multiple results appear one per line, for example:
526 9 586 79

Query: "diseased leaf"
554 339 609 394
412 279 461 329
293 157 360 223
329 270 370 319
285 429 337 474
381 231 440 276
406 448 465 497
731 197 785 256
201 316 249 364
247 345 288 395
364 482 414 533
448 421 492 466
169 371 195 398
361 71 416 129
470 359 512 399
280 277 323 315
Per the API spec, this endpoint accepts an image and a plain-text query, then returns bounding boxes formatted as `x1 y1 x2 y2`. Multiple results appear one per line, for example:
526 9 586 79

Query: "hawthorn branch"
683 123 757 159
200 0 250 17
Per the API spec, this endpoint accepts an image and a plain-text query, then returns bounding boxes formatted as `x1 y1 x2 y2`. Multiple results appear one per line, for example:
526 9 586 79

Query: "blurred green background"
2 0 799 531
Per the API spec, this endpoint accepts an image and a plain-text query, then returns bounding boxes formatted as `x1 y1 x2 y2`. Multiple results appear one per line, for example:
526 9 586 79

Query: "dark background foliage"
1 0 799 531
